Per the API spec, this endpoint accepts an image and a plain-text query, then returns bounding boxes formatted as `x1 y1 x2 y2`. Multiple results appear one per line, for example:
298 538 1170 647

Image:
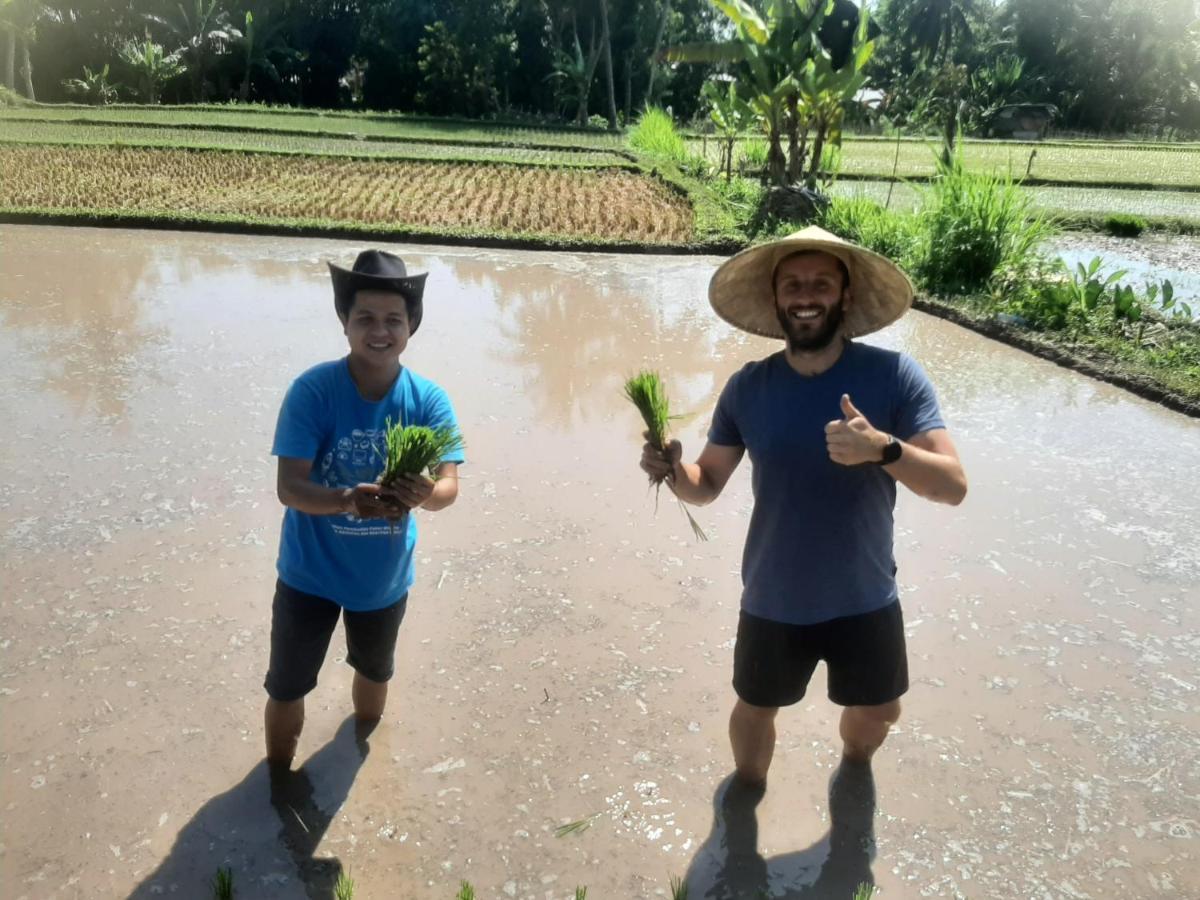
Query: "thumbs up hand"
825 393 888 466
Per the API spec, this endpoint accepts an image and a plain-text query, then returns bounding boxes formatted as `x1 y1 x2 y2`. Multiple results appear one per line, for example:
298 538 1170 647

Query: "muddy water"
1 224 1197 900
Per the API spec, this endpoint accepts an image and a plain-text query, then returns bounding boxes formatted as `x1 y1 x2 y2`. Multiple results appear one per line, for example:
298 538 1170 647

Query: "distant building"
987 104 1058 140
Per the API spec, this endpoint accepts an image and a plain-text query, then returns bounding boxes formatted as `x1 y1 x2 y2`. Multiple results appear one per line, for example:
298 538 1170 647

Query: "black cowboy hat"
328 250 428 334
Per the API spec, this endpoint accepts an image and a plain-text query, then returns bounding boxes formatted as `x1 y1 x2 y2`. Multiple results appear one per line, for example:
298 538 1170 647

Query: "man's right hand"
640 434 682 484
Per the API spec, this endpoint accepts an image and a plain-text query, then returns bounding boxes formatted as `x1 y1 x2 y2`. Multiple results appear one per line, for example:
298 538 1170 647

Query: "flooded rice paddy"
1 225 1198 899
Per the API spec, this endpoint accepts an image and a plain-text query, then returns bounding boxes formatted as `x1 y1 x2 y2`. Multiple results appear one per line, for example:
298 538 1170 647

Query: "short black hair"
772 250 850 292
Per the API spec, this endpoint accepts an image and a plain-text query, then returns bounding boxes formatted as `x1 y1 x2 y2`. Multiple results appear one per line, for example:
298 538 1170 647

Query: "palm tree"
145 0 242 102
902 0 977 162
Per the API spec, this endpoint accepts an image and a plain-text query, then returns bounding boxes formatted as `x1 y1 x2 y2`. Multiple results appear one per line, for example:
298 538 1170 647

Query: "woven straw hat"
708 226 914 339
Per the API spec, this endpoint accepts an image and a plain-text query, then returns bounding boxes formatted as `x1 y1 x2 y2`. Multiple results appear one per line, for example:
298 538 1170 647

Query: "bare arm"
885 428 967 506
277 457 405 519
641 439 745 506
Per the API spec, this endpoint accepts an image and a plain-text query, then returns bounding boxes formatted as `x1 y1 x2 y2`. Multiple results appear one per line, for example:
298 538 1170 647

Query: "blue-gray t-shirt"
271 358 465 611
708 342 945 626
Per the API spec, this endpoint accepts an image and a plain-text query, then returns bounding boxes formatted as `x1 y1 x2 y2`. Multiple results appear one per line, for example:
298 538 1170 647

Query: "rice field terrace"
830 179 1200 226
0 104 627 149
0 144 694 244
0 119 633 167
693 134 1200 189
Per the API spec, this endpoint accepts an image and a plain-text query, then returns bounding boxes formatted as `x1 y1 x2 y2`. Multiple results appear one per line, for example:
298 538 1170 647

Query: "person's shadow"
129 716 377 899
683 761 877 899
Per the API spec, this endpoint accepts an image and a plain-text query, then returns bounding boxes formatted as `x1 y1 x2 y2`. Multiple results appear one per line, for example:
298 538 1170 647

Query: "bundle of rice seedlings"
379 420 465 488
624 371 707 542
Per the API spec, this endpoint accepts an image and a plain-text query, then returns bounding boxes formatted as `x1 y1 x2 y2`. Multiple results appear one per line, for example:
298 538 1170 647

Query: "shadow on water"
129 716 376 900
684 761 876 900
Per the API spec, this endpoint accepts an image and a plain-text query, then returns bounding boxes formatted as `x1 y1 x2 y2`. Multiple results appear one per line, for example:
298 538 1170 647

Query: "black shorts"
733 602 908 708
264 579 408 702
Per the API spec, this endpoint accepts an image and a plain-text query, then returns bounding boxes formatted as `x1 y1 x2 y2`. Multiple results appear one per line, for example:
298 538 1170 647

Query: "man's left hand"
825 394 888 466
381 473 437 510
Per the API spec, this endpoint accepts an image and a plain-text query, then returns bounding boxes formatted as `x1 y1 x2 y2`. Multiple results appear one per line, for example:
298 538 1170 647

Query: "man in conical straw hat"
641 226 967 792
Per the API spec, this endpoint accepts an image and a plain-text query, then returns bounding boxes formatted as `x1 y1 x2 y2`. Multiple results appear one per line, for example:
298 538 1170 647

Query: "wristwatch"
878 434 902 465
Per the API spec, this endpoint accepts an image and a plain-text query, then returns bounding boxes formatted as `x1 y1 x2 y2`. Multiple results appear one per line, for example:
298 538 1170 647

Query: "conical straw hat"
708 225 914 339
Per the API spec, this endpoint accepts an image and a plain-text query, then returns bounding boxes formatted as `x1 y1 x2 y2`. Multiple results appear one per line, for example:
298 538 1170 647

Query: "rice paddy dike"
1 102 1198 413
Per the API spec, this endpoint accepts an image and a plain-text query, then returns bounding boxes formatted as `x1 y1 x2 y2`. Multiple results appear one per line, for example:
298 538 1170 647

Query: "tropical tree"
118 38 184 104
669 0 872 187
895 0 977 159
145 0 242 101
0 0 42 99
236 6 298 103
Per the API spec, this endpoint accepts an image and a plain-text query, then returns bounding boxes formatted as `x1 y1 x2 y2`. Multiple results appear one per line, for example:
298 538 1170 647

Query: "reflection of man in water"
641 227 967 787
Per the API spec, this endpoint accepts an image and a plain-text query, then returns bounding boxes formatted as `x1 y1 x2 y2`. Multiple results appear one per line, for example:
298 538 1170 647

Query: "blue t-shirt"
708 342 945 626
271 358 465 611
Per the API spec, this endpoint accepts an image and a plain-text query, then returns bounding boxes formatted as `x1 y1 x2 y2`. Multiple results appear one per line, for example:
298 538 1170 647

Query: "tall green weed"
629 107 687 163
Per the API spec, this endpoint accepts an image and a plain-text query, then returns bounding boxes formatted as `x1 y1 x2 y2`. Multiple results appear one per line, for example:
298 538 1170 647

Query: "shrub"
911 154 1056 296
629 106 687 163
1103 213 1147 238
819 195 918 266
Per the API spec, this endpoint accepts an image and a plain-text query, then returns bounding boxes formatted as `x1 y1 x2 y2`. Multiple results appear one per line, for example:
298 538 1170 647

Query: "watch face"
882 437 902 464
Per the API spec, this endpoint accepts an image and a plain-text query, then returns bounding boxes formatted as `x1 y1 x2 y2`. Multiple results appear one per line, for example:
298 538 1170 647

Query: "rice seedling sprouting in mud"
209 867 234 900
624 371 707 542
456 881 476 900
668 873 689 900
334 869 356 900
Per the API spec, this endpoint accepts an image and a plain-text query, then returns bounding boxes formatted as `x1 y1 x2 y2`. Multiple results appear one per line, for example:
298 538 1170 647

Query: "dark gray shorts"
264 579 408 702
733 602 908 708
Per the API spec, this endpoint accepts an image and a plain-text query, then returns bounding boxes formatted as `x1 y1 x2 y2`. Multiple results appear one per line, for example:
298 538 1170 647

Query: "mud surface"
1 225 1198 899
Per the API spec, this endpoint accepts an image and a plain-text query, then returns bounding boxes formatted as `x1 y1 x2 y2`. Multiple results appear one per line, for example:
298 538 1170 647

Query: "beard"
775 299 845 352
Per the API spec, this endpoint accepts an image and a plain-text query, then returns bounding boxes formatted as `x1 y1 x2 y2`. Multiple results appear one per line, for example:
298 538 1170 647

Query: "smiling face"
341 289 410 369
772 251 851 353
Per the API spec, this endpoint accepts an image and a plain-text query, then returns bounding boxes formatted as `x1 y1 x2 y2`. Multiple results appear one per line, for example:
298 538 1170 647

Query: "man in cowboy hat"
641 226 966 787
264 249 464 768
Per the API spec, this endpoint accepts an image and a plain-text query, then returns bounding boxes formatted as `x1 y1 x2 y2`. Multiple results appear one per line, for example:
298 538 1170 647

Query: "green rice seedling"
668 873 689 900
334 869 355 900
574 888 588 900
623 371 707 542
853 883 876 900
554 809 603 837
456 881 476 900
210 867 234 900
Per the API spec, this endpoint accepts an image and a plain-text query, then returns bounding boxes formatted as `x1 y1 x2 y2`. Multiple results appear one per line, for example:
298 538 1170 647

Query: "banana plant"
668 0 872 188
702 79 756 181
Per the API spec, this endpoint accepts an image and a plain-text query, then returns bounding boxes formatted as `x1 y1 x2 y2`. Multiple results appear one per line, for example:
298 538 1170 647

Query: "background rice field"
0 144 694 243
0 120 632 167
828 180 1200 225
0 105 627 150
690 134 1200 188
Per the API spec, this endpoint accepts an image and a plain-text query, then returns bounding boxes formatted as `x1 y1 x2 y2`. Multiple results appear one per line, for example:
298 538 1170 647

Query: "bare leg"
265 697 305 767
839 700 901 764
729 699 779 787
352 671 388 721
